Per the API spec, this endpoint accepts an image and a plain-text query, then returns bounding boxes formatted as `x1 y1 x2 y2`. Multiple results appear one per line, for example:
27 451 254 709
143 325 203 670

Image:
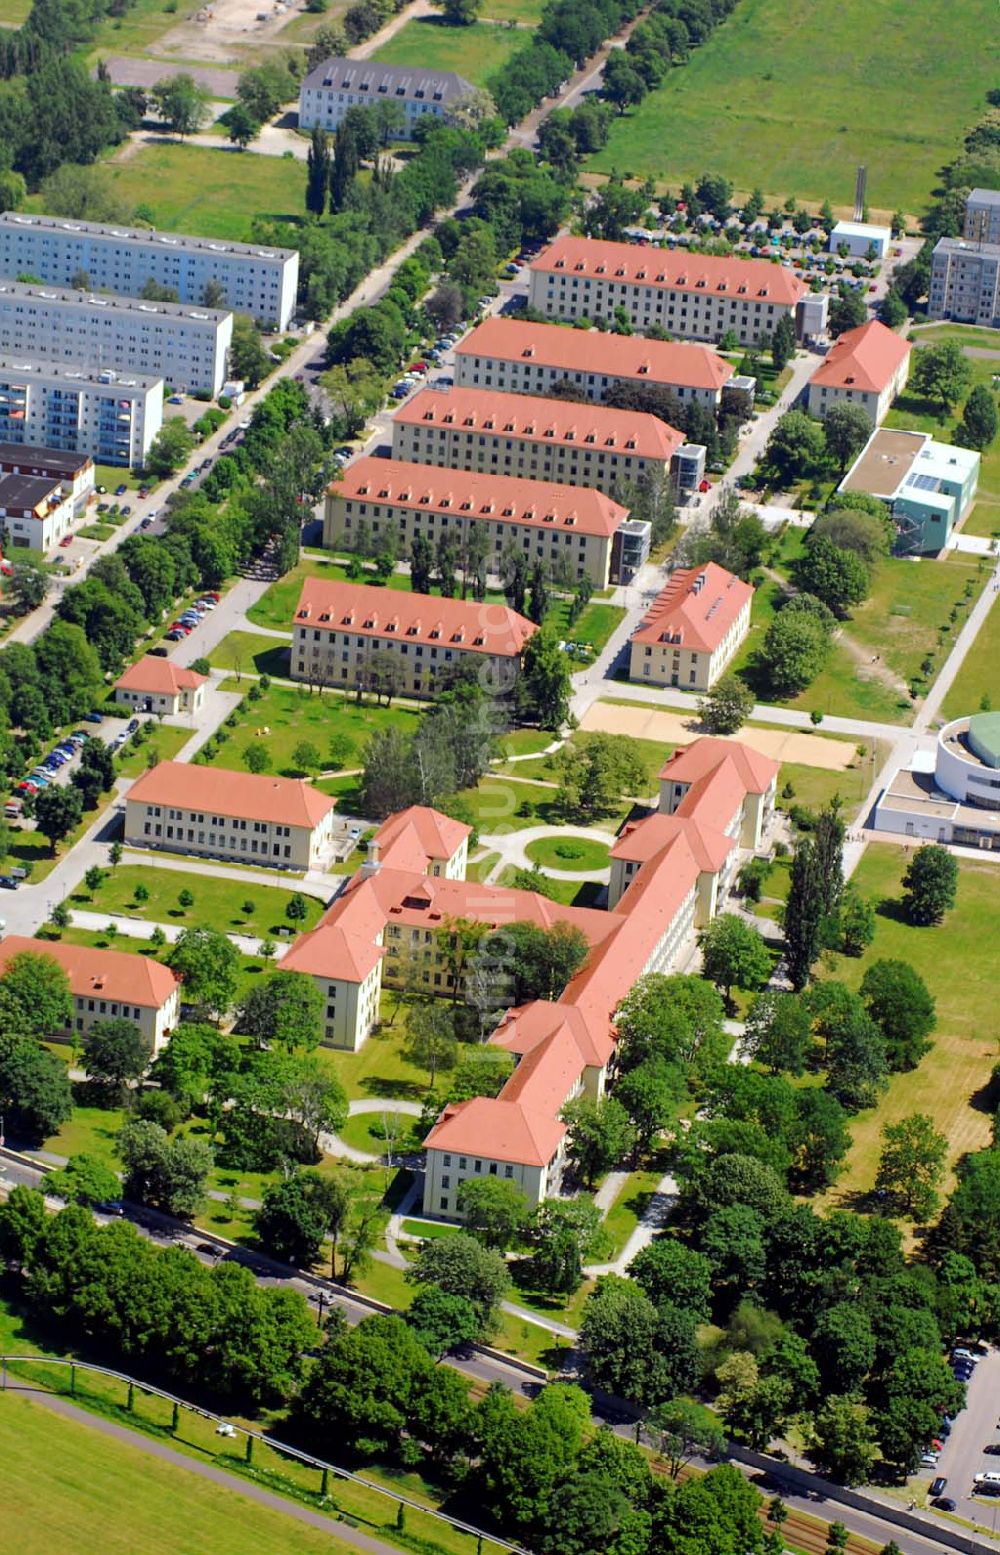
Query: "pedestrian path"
584 1169 679 1278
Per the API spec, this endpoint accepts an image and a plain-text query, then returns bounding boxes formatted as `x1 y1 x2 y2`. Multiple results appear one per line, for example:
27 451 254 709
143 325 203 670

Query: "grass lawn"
101 144 306 243
957 500 1000 539
457 775 564 834
209 631 291 678
777 750 884 820
940 594 1000 721
0 1394 362 1555
499 728 555 758
601 1164 667 1259
736 527 984 723
114 724 190 776
496 865 603 906
372 16 525 87
818 845 1000 1218
523 835 611 872
481 0 543 16
466 849 500 881
42 1103 127 1171
8 795 116 884
549 599 627 655
585 0 1000 214
316 1010 431 1103
69 863 325 936
202 679 418 778
0 0 33 21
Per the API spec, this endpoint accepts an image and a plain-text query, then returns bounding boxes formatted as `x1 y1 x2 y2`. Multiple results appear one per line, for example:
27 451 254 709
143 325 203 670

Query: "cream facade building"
114 657 208 716
291 577 536 700
806 320 911 425
124 761 336 871
0 936 181 1054
324 456 631 588
391 385 684 496
528 236 807 346
628 562 753 691
454 318 733 409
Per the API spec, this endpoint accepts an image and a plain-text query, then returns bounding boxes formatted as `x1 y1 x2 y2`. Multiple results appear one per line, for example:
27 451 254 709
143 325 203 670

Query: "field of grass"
601 1164 668 1259
585 0 1000 213
466 849 500 881
317 1008 431 1103
69 863 325 936
496 865 603 906
456 774 561 834
523 835 611 872
372 16 525 88
481 0 543 18
0 1394 362 1555
777 750 883 819
209 630 292 678
939 592 1000 722
42 1103 127 1170
549 599 627 655
202 679 418 778
114 724 190 775
735 527 984 723
100 144 306 243
0 0 33 22
818 845 1000 1216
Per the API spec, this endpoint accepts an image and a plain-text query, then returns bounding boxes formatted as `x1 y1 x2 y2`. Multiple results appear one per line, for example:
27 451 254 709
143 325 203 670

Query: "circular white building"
874 713 1000 848
937 714 1000 809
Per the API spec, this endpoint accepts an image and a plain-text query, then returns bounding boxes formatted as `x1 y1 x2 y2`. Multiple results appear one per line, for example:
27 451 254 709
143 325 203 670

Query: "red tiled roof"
630 563 753 653
532 235 808 306
423 1097 566 1170
279 922 383 982
373 805 470 871
659 737 778 795
611 812 734 873
455 317 733 393
394 385 684 462
0 935 179 1009
331 455 629 540
293 578 535 659
126 761 336 831
115 656 208 696
809 320 911 394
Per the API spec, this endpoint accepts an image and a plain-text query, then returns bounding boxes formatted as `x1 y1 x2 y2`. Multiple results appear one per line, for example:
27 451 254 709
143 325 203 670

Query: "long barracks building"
454 317 733 408
0 213 299 331
391 384 685 496
528 235 808 346
323 455 642 587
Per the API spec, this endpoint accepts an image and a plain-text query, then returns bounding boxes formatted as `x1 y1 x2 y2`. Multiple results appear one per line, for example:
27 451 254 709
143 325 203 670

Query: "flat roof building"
0 935 181 1053
0 212 299 331
629 562 753 691
124 761 337 871
0 470 77 552
391 384 684 496
839 427 979 553
964 189 1000 246
299 57 473 134
874 714 1000 850
291 577 536 700
114 656 208 717
528 235 808 346
324 454 634 588
455 317 733 409
807 319 911 425
0 281 232 397
929 236 1000 329
829 220 892 259
0 355 162 469
0 440 93 510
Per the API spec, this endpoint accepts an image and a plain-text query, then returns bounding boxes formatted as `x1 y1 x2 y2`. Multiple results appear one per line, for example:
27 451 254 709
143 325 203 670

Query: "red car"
59 535 73 547
169 623 193 635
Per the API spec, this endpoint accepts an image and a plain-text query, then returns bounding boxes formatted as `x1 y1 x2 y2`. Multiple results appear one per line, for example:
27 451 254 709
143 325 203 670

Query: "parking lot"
916 1346 1000 1533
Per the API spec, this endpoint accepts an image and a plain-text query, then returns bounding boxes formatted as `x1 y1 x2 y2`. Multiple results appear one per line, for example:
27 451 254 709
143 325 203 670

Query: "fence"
0 1354 529 1555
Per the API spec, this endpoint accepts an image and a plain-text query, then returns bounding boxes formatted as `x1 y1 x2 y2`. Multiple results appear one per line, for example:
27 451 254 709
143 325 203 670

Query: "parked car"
983 1445 1000 1456
0 875 20 890
59 535 73 547
203 590 221 602
121 505 131 516
126 717 140 733
140 518 152 530
115 483 127 496
930 1477 948 1497
953 1348 979 1363
164 630 185 641
933 1497 957 1511
84 711 103 723
148 645 169 657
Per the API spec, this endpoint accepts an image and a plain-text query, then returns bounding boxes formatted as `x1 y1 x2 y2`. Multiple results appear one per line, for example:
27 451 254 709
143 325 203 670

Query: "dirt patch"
836 628 909 698
579 701 858 771
147 0 315 66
